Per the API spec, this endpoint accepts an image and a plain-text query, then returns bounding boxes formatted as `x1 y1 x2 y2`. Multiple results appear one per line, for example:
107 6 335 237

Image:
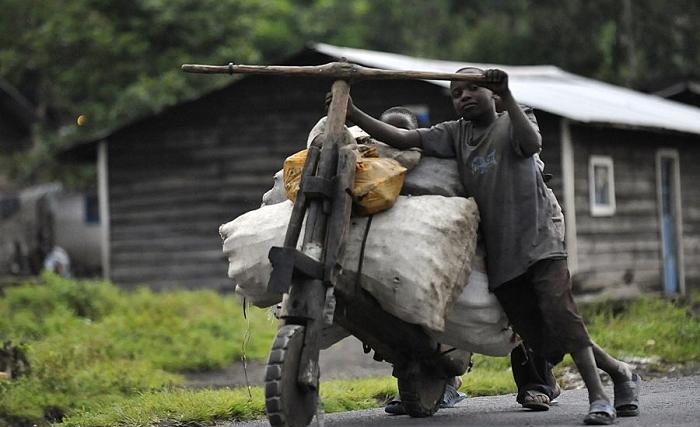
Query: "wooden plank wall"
570 125 700 293
679 139 700 291
106 73 455 290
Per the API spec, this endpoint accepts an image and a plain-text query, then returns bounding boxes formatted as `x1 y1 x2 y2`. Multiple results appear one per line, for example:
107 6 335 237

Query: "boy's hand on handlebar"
480 69 510 97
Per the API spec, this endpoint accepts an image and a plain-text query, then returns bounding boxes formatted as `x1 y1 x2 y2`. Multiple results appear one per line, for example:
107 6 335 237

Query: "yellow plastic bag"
352 157 406 215
283 148 407 215
282 149 308 202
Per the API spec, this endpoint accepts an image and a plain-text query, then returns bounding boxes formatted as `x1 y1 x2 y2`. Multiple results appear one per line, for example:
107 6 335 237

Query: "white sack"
401 157 464 197
372 141 422 170
220 195 479 332
426 255 518 356
261 170 287 206
337 195 478 331
220 201 293 307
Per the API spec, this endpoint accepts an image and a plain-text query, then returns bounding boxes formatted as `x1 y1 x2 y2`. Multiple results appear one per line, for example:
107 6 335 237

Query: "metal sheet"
314 43 700 136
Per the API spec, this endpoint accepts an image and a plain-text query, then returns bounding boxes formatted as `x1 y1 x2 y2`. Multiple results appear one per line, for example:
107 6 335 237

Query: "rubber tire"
265 324 318 427
397 366 447 418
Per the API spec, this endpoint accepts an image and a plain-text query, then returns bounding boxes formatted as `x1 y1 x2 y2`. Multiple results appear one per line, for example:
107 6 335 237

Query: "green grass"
581 296 700 363
0 273 276 426
1 274 699 427
60 377 399 427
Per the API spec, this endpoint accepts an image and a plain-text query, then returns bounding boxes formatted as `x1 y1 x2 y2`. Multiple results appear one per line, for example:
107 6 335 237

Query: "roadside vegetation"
1 274 698 427
0 273 276 427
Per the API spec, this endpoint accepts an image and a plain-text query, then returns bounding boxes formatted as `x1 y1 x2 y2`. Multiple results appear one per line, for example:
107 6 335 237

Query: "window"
85 193 100 224
589 155 616 216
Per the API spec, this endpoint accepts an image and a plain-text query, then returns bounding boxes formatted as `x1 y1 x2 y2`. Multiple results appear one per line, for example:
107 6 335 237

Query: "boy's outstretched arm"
482 69 542 156
327 93 422 150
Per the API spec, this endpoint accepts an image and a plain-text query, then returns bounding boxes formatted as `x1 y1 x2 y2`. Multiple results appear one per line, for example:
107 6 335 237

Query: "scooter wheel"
265 324 318 427
398 365 447 418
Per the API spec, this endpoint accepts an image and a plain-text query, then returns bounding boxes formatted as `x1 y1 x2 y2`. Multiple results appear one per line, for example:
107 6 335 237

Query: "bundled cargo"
283 148 407 216
261 170 286 207
337 195 479 331
426 254 518 356
350 157 408 215
219 201 292 308
402 157 464 197
220 195 479 332
234 119 514 354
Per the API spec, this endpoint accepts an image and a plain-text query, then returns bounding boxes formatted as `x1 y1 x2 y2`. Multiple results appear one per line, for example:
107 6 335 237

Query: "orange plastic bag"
283 148 407 215
352 157 406 215
282 149 308 202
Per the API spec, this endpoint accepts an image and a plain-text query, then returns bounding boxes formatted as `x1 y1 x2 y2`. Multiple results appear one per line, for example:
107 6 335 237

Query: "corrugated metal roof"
314 43 700 136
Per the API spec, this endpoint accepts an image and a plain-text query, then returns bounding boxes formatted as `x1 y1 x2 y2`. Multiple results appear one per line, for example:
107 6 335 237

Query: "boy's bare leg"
572 347 620 424
571 346 609 403
591 342 641 418
590 341 633 382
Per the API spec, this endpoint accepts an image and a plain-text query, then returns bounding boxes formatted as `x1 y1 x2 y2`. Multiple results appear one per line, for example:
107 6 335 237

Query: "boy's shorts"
493 258 591 364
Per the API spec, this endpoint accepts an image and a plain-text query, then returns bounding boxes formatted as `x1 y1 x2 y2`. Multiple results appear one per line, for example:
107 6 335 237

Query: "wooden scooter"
182 61 485 427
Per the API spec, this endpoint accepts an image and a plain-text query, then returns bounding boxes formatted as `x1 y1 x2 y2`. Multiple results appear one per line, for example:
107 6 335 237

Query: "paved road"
227 374 700 427
185 336 391 388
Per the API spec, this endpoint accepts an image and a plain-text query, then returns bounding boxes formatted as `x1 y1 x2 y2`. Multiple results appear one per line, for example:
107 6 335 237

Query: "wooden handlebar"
181 61 485 82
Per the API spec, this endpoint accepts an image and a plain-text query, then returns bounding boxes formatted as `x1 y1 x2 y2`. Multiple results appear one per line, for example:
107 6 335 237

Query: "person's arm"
326 92 423 150
482 69 541 157
348 104 423 150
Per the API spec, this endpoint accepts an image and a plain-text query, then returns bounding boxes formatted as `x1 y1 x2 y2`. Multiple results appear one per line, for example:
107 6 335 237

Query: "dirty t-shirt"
416 112 566 289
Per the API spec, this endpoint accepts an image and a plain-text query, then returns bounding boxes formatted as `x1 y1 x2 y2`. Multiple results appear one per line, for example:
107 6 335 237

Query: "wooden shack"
64 44 700 295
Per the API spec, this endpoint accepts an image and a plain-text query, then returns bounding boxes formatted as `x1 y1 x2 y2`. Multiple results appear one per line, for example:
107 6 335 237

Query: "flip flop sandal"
439 384 467 408
550 382 562 404
583 399 616 425
384 396 406 415
614 372 641 417
520 390 551 411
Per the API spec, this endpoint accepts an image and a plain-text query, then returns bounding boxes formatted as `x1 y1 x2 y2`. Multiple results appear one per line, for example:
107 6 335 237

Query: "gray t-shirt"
417 112 566 289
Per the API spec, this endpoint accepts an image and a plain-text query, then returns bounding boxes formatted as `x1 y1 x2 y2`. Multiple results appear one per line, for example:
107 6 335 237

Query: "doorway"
656 149 685 295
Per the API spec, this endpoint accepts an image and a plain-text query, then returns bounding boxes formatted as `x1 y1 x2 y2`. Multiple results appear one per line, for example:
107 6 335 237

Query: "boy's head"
380 106 419 130
449 67 496 120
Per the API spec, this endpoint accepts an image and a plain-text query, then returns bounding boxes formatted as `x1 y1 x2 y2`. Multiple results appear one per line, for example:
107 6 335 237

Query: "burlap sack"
220 201 293 307
261 169 287 206
337 195 479 331
220 195 479 332
426 254 518 356
401 157 465 197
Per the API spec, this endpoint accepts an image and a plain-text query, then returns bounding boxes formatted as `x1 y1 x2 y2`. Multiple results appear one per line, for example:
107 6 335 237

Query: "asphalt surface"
185 336 391 388
226 374 700 427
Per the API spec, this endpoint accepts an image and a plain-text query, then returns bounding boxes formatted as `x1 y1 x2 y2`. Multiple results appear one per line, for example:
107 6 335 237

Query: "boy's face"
450 80 495 120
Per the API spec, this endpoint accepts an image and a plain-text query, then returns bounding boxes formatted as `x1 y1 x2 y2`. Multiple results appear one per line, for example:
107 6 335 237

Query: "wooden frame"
588 155 616 217
560 119 578 272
